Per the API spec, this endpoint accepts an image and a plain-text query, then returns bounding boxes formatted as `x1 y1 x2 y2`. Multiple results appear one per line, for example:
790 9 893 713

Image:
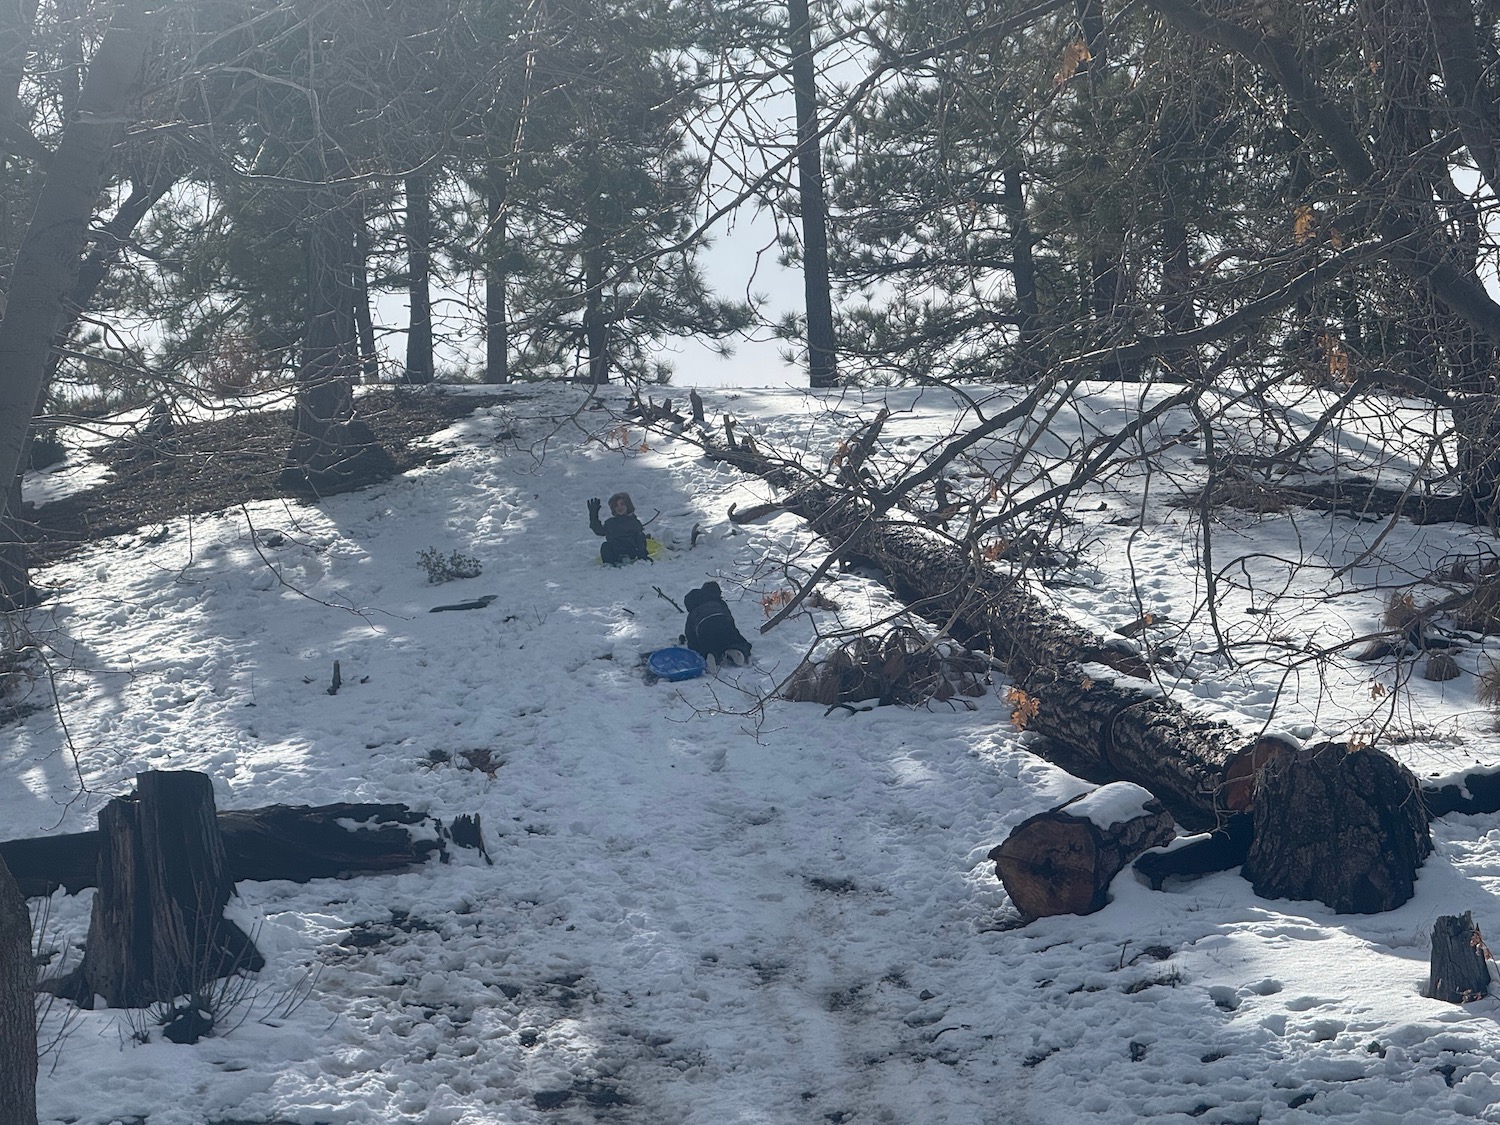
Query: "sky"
12 380 1500 1124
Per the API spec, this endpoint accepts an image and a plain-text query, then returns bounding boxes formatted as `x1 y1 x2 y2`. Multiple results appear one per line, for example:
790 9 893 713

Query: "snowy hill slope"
11 381 1500 1124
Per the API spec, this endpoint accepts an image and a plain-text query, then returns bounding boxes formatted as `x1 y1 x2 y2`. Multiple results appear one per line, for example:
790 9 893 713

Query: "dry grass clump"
780 626 990 710
1382 590 1420 629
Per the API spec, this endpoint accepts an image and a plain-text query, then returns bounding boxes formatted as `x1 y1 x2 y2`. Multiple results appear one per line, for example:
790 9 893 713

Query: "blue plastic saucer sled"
647 646 707 682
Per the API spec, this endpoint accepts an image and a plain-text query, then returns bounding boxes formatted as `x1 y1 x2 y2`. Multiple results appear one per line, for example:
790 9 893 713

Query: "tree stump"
989 782 1176 919
54 770 264 1008
0 855 36 1125
1428 912 1491 1003
1242 744 1431 913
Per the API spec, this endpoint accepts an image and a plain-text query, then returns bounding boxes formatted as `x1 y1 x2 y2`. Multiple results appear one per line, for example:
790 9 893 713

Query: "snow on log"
1427 912 1491 1003
1242 744 1431 913
989 782 1175 919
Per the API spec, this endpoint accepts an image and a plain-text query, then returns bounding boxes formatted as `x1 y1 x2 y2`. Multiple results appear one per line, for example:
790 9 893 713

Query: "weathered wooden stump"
52 770 263 1008
1428 912 1491 1003
990 782 1176 919
1242 744 1431 913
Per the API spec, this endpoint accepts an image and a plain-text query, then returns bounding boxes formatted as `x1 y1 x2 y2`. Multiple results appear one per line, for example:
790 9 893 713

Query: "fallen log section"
2 797 483 898
989 783 1174 919
23 770 487 1010
698 420 1436 914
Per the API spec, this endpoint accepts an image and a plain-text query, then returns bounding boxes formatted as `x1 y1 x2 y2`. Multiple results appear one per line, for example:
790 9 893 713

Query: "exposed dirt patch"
21 389 517 568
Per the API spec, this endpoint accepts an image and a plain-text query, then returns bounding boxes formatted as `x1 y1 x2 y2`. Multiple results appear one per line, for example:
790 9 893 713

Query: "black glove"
588 497 602 518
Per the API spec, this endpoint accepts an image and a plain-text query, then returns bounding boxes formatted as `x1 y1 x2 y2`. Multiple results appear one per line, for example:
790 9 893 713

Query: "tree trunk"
404 172 434 384
0 855 36 1125
484 166 510 383
1242 743 1431 913
282 186 393 495
1002 162 1041 375
787 0 838 389
1427 912 1490 1003
55 771 263 1009
353 202 379 383
0 0 43 166
990 783 1174 919
0 0 162 610
583 223 609 385
0 801 474 898
700 425 1429 909
1016 662 1293 831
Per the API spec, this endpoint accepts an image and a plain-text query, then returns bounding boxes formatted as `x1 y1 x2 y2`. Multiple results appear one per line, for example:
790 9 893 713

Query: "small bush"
417 547 482 584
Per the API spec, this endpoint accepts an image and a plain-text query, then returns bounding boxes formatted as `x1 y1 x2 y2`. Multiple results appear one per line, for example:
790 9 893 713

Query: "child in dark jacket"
588 491 650 564
683 581 752 668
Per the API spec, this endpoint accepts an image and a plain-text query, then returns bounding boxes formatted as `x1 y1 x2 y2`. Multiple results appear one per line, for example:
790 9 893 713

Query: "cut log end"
991 818 1102 918
990 784 1176 920
1218 734 1297 814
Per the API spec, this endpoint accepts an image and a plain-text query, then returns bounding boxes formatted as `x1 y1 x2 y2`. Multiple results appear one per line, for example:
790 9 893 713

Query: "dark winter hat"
701 581 722 600
608 491 635 514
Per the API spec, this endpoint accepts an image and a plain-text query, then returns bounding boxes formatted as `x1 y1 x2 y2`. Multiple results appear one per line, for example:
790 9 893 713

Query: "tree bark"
484 165 510 383
1242 743 1431 913
0 801 472 898
0 855 36 1125
701 425 1430 911
990 783 1174 918
1428 911 1490 1003
404 172 434 384
0 0 163 609
583 222 609 385
55 771 263 1010
787 0 838 389
282 185 393 494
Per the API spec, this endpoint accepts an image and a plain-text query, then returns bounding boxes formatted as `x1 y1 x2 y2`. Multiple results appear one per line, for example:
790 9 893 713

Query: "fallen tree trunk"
700 439 1290 832
989 783 1175 919
1 800 476 898
699 423 1434 909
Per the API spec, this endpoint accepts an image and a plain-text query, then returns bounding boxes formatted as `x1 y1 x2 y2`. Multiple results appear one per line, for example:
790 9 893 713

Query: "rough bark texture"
53 771 264 1008
1 801 466 898
990 784 1175 918
0 855 36 1125
1242 744 1431 913
282 186 394 494
787 0 838 388
1428 911 1491 1003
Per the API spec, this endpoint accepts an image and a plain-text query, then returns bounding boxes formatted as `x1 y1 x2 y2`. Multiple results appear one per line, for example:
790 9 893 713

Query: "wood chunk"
990 783 1175 919
1243 744 1431 913
1428 912 1491 1003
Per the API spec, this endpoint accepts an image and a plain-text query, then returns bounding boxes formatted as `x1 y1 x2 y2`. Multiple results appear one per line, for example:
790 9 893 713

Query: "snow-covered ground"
11 380 1500 1124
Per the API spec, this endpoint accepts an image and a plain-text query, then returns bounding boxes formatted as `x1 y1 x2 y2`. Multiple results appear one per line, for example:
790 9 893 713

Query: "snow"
11 380 1500 1123
1062 783 1158 831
